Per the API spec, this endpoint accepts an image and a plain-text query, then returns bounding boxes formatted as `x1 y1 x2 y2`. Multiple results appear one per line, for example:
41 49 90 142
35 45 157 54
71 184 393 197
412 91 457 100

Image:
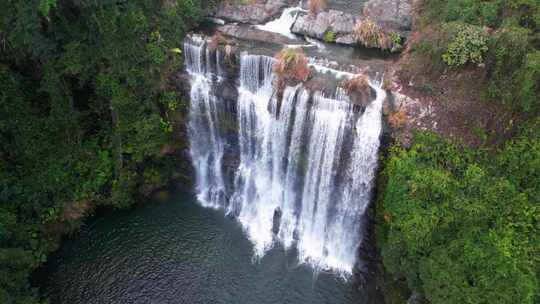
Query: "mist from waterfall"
184 38 385 274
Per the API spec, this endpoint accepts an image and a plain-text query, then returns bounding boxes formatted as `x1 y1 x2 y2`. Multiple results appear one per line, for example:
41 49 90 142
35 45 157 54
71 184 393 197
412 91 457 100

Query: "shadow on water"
40 187 378 304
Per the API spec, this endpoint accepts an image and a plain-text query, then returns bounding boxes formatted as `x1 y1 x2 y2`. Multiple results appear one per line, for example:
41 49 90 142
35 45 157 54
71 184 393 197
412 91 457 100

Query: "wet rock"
349 87 377 108
291 10 359 45
215 0 289 25
214 80 238 105
363 0 413 33
218 24 299 45
335 34 356 45
272 207 282 235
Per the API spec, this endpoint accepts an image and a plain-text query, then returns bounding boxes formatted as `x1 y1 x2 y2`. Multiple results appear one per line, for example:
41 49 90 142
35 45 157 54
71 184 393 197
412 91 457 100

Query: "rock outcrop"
290 0 413 50
215 0 290 25
363 0 413 34
217 24 299 45
291 10 359 45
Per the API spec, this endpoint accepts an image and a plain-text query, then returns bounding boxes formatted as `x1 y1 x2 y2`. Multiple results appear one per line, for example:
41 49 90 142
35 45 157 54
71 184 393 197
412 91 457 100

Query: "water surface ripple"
42 190 375 304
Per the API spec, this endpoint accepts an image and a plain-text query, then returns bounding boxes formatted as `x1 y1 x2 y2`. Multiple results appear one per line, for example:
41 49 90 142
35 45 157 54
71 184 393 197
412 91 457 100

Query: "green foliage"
442 23 489 66
445 0 502 27
421 0 540 29
516 51 540 111
414 0 540 113
379 131 540 304
323 30 336 43
0 0 209 302
485 26 530 104
389 32 402 47
38 0 57 16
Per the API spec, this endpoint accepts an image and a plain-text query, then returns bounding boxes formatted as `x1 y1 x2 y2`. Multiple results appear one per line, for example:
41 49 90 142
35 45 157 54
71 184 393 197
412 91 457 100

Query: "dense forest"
0 0 211 302
378 1 540 303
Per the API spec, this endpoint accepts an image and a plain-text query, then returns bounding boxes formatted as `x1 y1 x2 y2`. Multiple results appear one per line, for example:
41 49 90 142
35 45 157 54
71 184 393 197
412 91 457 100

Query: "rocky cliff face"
363 0 413 33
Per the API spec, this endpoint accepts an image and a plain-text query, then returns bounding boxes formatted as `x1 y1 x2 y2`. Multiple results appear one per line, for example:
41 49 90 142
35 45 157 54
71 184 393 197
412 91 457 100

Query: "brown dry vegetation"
208 32 228 51
354 19 397 51
344 73 370 95
388 106 409 129
273 48 312 90
309 0 327 16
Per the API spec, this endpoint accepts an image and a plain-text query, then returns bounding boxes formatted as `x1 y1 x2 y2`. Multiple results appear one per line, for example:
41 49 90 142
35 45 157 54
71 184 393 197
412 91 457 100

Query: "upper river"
40 188 380 304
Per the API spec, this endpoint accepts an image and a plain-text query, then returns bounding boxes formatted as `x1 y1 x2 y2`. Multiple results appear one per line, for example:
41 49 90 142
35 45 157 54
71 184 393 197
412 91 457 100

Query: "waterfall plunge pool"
40 189 380 304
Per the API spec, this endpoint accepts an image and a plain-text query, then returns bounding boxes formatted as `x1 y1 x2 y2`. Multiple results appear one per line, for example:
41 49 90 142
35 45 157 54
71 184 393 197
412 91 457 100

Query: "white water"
185 38 227 209
185 39 384 274
256 5 305 39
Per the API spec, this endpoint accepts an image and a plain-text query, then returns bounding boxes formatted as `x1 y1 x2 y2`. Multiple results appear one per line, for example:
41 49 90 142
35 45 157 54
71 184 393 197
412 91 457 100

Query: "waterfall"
184 38 228 209
185 42 385 274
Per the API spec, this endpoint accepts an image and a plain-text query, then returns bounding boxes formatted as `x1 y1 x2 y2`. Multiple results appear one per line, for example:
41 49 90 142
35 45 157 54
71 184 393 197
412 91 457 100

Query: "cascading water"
184 38 385 274
185 38 228 209
256 4 304 39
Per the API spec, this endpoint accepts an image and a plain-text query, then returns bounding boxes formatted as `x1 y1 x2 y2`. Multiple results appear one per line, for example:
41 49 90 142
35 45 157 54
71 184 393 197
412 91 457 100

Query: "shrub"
273 48 311 89
354 19 381 48
388 107 409 129
323 30 336 43
354 19 400 51
309 0 327 16
485 26 530 105
516 51 540 112
344 73 370 94
442 22 489 66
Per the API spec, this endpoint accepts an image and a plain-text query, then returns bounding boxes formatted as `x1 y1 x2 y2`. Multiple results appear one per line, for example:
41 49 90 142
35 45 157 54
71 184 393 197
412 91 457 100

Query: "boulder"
215 0 289 25
335 34 356 45
291 10 359 45
217 24 299 45
363 0 413 33
291 0 414 49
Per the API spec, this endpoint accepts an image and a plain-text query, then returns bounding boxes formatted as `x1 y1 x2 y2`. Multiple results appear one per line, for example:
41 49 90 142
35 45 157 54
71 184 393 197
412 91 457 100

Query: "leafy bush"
379 131 540 303
517 51 540 111
446 0 502 27
442 22 489 66
323 30 336 43
485 26 531 106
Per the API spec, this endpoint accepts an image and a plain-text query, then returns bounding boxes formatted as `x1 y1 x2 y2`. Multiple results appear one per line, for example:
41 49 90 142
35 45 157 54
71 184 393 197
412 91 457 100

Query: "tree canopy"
379 126 540 303
0 0 209 302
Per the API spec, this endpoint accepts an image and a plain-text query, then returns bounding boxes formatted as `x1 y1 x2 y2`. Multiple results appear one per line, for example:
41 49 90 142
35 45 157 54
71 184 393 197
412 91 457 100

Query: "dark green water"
42 189 376 304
